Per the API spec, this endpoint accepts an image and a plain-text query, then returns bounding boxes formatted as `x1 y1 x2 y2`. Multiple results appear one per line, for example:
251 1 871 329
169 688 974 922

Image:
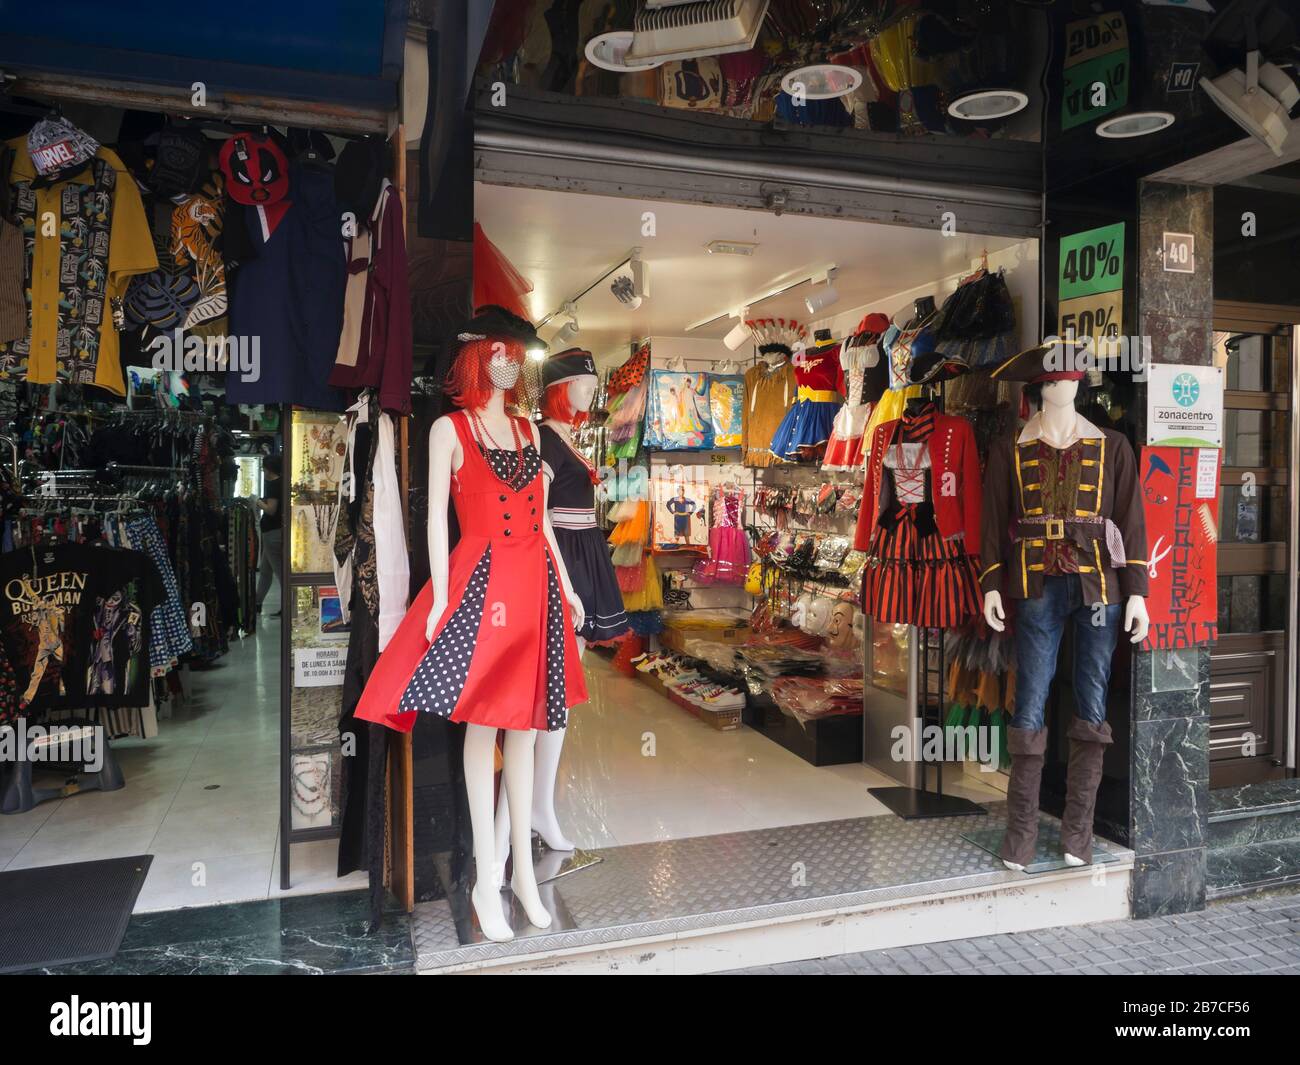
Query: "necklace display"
468 409 527 488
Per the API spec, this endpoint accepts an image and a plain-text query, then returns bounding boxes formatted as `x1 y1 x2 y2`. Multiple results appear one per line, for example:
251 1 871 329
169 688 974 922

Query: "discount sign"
1058 221 1125 353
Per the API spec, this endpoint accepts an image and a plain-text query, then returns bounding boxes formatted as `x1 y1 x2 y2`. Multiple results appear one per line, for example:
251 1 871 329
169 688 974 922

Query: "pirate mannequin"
494 349 629 870
352 307 588 942
980 341 1148 871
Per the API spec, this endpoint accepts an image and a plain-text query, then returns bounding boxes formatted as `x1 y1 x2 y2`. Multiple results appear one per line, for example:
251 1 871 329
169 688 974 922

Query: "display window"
0 87 412 936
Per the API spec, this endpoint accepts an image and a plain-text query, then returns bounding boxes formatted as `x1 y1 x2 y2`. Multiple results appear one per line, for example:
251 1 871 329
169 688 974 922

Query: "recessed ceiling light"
705 239 759 256
1095 111 1176 138
780 64 862 101
585 31 664 73
948 89 1029 121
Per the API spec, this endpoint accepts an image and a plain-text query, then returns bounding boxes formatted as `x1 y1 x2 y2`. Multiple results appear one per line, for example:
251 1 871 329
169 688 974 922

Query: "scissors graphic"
1148 535 1173 578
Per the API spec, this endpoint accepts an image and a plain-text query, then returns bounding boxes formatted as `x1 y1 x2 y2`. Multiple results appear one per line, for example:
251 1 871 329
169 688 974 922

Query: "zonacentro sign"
1146 363 1223 448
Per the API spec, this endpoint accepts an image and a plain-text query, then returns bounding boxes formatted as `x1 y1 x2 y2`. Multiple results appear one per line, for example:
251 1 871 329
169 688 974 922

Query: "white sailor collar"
1016 410 1107 448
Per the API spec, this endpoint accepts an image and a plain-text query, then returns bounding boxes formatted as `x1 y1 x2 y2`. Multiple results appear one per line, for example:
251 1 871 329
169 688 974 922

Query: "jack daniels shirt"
0 543 165 713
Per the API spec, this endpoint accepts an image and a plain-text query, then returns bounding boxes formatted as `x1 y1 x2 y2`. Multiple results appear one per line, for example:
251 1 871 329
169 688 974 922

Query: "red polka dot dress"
355 412 588 732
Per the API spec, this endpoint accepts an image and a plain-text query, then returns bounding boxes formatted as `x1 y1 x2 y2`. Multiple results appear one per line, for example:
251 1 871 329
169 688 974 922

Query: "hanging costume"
770 339 843 461
824 312 891 471
856 399 983 628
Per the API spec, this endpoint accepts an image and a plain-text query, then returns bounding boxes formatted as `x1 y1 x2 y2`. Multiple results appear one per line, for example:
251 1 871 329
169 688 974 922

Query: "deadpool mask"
219 133 290 206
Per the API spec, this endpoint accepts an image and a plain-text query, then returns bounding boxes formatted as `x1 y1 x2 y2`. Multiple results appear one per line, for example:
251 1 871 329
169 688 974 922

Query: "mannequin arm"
983 589 1006 633
424 416 458 641
1124 594 1149 644
533 421 585 632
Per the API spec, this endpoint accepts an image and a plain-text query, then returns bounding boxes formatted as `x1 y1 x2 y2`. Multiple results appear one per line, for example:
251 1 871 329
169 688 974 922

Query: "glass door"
1210 312 1299 787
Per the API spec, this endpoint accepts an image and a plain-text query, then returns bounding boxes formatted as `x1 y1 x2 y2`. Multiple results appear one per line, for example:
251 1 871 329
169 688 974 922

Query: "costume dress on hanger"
692 484 750 584
769 343 844 460
858 400 981 627
741 358 796 467
824 336 889 472
540 424 629 643
354 412 587 733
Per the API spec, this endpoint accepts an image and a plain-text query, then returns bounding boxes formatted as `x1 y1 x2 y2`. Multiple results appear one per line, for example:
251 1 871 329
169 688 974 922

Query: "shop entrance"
1209 303 1299 787
470 181 1040 845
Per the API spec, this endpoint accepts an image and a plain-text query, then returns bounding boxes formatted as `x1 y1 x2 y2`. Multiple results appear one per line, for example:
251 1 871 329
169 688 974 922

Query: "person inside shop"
254 454 284 617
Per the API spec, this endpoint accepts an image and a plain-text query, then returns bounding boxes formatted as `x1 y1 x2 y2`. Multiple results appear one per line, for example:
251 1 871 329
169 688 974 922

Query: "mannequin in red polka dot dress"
355 306 588 942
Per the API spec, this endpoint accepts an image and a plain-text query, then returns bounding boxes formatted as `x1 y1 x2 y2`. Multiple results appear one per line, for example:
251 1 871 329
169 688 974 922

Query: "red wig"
444 337 527 411
541 381 590 427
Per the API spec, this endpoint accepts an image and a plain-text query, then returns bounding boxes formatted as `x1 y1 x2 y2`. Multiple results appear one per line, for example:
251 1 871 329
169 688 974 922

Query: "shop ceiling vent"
705 239 758 256
626 0 770 64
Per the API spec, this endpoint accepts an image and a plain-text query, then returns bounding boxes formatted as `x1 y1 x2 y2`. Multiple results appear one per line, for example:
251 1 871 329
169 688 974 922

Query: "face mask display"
487 355 522 390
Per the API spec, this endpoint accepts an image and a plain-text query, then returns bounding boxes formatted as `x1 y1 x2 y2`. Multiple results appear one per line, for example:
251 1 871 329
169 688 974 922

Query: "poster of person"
652 478 709 551
1139 446 1220 650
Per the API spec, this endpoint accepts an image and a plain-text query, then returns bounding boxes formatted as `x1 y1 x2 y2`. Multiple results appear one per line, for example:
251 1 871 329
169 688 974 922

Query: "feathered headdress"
744 318 807 358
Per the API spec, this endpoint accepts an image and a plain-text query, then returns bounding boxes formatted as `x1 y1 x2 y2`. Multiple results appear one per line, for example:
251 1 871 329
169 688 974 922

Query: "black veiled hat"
542 347 596 389
458 304 543 348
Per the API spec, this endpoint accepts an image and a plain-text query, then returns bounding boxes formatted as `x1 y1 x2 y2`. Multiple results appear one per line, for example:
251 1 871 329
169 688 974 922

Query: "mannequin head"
540 348 598 426
541 376 598 426
445 305 540 411
445 337 526 411
1040 378 1080 410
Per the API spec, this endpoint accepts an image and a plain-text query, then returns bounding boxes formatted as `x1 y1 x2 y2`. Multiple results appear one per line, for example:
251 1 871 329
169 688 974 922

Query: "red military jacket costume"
978 411 1149 605
854 411 983 554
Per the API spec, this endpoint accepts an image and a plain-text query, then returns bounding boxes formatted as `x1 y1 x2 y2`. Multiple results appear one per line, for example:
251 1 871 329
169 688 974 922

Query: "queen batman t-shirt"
0 543 165 712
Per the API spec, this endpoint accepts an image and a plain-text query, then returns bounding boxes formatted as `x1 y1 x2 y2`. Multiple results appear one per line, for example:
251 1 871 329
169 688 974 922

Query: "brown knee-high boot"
998 726 1048 868
1059 719 1113 864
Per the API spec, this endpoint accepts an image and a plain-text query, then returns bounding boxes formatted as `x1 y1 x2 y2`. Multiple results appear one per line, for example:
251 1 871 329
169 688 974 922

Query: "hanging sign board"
1139 446 1219 650
1146 363 1223 447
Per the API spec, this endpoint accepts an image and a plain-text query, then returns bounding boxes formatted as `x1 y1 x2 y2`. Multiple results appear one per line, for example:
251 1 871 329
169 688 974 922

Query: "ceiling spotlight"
555 302 579 345
948 89 1029 121
611 249 649 310
780 63 862 101
584 31 665 73
526 341 548 361
804 269 839 316
1200 56 1300 157
1095 111 1176 138
723 309 751 351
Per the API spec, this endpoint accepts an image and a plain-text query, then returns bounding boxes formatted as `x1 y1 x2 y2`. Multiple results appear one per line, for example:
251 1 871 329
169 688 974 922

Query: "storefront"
4 0 1299 979
0 3 436 973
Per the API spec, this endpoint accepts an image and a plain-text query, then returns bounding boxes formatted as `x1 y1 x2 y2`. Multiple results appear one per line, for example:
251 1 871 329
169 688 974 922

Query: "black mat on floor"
0 855 152 973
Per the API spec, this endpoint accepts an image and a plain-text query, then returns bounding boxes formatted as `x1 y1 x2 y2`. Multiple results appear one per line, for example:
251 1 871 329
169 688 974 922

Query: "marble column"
1128 181 1212 917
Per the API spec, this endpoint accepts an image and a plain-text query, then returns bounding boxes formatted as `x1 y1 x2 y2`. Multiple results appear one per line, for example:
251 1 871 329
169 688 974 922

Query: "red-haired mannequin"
353 307 588 943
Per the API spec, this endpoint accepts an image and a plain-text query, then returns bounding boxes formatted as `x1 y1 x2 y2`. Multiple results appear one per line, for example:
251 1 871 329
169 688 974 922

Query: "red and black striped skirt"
863 511 981 629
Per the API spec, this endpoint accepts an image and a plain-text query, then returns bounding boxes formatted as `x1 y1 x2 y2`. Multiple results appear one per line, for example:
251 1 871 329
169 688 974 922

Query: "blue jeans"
1011 575 1122 731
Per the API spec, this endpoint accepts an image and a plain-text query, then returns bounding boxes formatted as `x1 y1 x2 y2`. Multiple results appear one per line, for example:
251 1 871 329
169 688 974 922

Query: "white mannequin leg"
532 635 582 851
464 724 513 942
503 728 553 929
493 637 584 879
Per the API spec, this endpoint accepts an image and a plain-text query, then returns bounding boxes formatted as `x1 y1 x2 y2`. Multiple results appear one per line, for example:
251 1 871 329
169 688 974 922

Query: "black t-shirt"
260 494 281 533
0 543 166 712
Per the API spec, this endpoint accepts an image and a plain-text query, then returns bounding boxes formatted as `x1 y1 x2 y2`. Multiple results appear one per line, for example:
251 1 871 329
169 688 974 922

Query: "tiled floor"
553 653 1003 850
0 582 367 912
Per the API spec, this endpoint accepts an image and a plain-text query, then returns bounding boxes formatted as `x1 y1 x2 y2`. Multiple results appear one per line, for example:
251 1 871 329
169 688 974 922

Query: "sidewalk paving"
730 890 1300 975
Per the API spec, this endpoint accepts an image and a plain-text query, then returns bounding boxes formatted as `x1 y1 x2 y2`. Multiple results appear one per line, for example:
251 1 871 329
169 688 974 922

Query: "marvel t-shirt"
0 543 166 711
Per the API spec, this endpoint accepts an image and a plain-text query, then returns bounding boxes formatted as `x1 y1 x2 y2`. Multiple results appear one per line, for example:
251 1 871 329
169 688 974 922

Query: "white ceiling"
476 183 1026 366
